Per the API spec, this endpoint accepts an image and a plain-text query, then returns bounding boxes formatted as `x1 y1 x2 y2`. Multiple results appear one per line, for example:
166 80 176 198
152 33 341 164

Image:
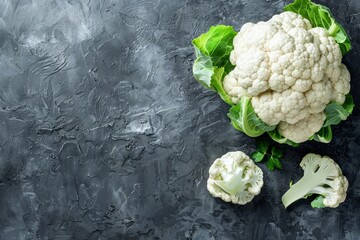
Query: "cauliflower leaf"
284 0 351 55
323 94 354 127
310 125 332 143
311 195 326 208
267 129 300 147
310 95 353 143
192 25 236 105
227 96 276 137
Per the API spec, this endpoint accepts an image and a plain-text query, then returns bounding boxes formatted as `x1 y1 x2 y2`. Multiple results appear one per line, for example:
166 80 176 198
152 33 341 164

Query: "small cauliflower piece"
207 151 263 205
223 11 351 143
282 153 348 208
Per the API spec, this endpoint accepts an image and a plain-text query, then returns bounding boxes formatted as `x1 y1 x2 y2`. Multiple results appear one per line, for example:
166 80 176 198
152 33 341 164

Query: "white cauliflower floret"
207 151 263 205
232 48 270 96
278 112 326 143
330 64 351 104
223 11 351 143
223 71 244 104
251 90 308 126
305 79 332 114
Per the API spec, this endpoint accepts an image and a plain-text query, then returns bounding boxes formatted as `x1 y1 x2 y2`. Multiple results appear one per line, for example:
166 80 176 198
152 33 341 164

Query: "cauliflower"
192 0 353 146
207 151 263 205
223 11 350 143
282 153 348 208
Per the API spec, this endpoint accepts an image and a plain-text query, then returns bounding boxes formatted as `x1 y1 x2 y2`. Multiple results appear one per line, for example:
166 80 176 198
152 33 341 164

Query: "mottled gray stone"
0 0 359 239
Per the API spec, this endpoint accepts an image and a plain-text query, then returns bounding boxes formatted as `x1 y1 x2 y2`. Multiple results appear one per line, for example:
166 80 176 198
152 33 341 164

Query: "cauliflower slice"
207 151 263 205
282 153 348 208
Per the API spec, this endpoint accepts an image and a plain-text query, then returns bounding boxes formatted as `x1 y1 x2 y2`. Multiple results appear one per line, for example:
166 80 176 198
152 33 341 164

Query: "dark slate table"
0 0 359 239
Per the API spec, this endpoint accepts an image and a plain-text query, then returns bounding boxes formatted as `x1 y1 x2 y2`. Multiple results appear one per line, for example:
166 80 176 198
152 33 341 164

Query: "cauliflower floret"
305 79 332 114
232 48 270 96
223 71 246 104
278 112 326 143
330 64 351 104
251 89 308 126
250 92 283 126
222 11 351 143
207 151 263 205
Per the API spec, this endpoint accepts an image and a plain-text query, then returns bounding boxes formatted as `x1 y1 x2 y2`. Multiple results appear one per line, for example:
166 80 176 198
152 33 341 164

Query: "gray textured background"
0 0 359 239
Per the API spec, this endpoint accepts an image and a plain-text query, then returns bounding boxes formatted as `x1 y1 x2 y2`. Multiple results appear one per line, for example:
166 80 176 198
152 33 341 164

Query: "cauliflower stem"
214 168 250 195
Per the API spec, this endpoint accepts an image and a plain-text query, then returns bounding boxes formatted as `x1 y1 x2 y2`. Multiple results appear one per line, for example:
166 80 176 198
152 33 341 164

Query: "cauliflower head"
223 12 351 143
207 151 263 205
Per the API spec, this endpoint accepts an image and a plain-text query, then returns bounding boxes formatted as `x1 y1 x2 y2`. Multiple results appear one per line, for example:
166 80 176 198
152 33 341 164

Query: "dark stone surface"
0 0 359 239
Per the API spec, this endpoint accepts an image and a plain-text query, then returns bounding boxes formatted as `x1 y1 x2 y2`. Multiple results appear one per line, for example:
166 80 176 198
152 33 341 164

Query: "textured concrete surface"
0 0 359 239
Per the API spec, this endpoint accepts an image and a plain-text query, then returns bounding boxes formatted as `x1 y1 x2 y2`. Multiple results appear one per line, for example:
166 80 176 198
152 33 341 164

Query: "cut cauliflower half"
207 151 263 205
223 11 351 143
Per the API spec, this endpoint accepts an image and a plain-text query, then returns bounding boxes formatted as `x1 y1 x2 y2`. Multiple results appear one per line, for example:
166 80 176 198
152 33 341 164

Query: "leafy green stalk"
284 0 351 55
